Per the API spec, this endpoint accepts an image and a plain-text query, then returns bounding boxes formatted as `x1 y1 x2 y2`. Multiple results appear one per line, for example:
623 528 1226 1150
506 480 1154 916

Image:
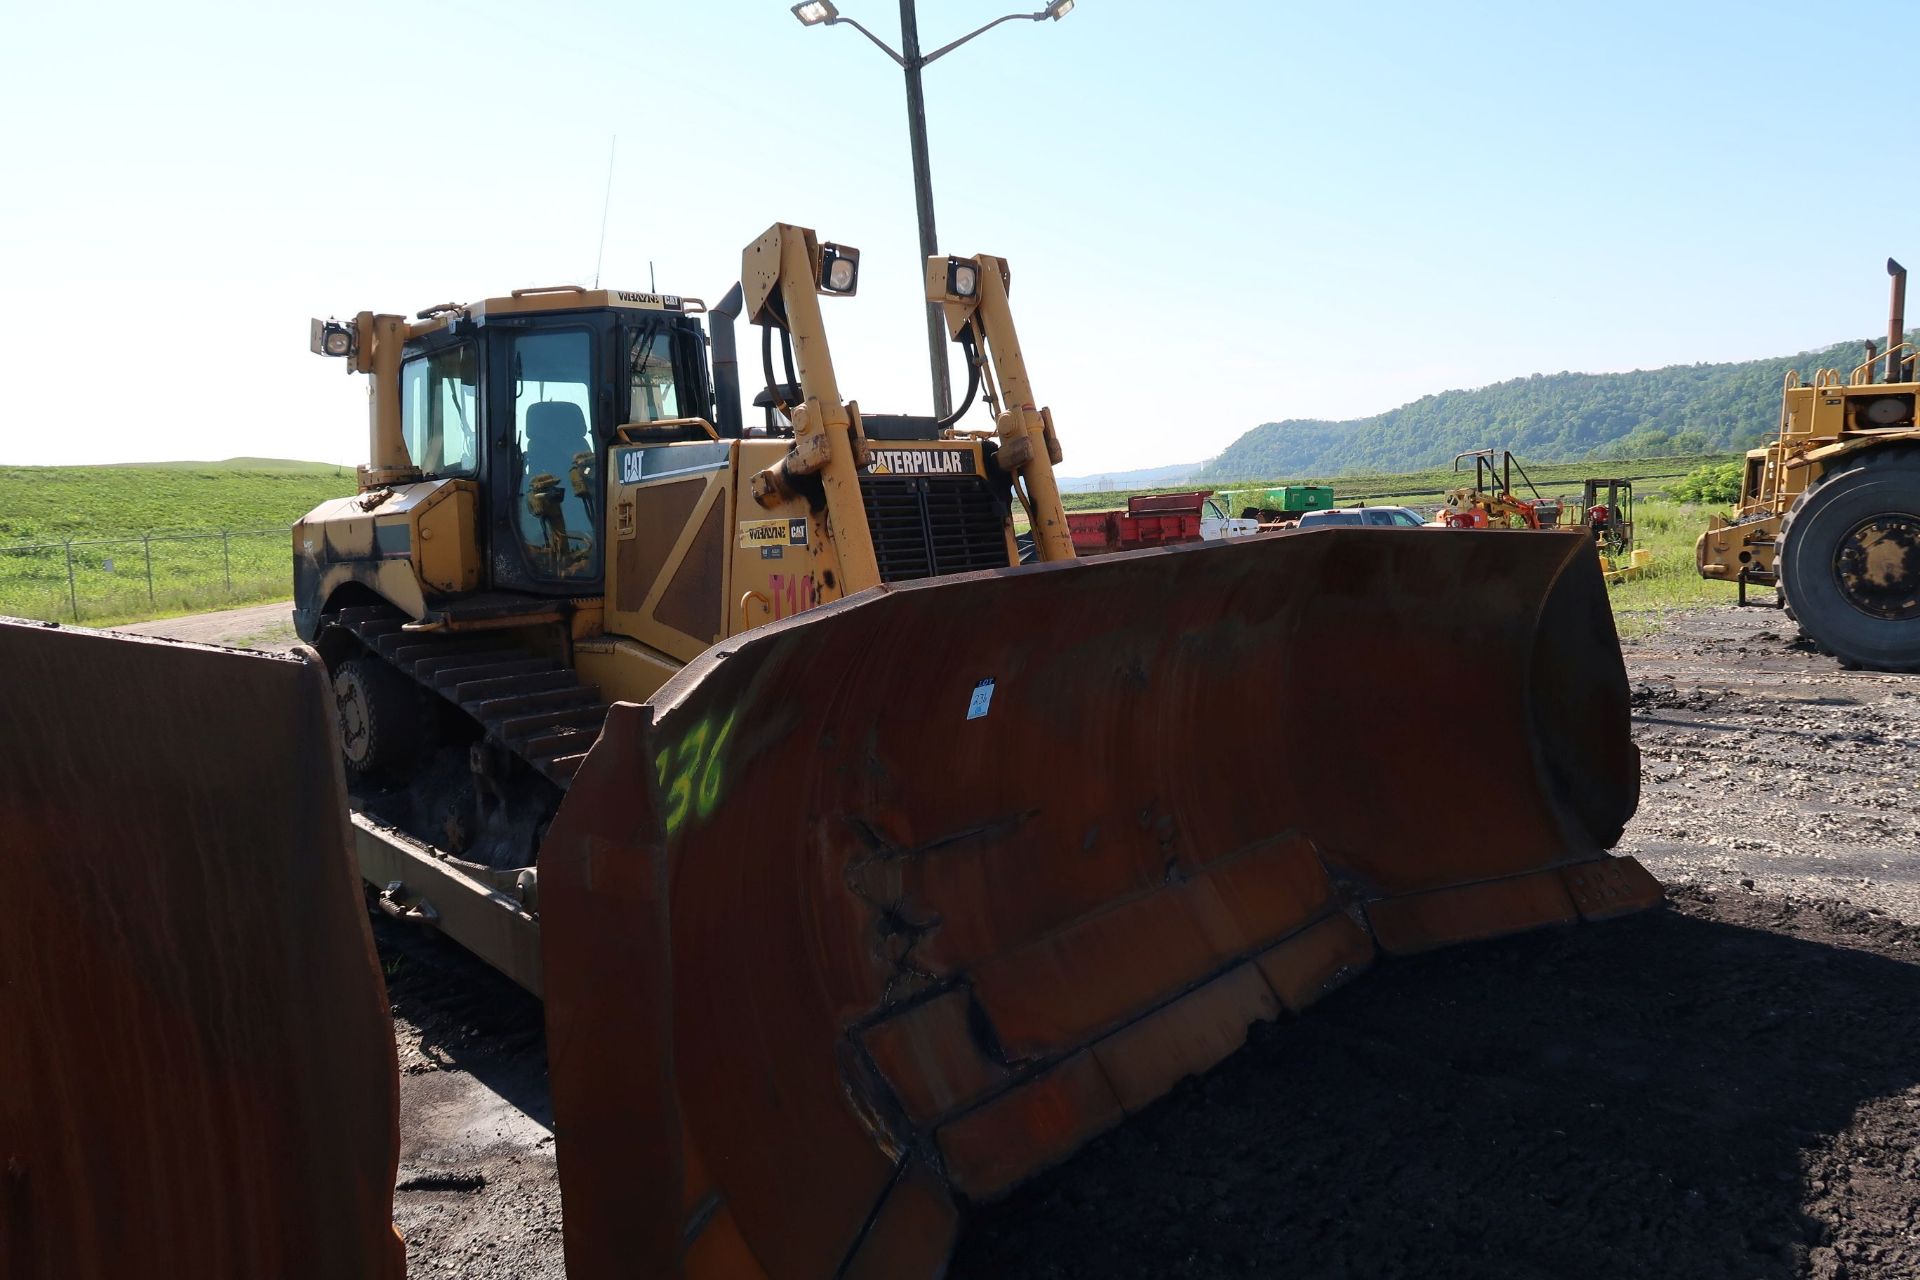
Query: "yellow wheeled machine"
1698 259 1920 670
2 223 1659 1280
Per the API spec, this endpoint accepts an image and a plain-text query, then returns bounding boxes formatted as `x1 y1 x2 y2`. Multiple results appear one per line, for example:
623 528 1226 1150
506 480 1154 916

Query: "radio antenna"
592 135 617 288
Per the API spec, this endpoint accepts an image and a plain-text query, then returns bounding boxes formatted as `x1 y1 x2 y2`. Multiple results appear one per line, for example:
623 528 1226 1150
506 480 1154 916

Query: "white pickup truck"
1201 496 1263 541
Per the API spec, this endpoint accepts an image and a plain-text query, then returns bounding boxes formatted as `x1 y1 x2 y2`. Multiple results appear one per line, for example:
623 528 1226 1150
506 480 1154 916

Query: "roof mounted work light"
946 257 979 299
309 318 355 358
818 242 860 295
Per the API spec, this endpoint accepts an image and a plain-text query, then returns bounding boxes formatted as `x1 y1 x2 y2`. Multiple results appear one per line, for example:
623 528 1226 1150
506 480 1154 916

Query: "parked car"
1295 505 1430 529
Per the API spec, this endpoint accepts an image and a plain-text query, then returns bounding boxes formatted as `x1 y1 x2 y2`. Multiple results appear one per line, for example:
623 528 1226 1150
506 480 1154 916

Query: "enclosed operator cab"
293 288 718 639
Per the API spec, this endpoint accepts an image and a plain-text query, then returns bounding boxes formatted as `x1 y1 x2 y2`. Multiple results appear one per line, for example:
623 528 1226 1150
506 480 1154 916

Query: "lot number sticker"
967 678 995 721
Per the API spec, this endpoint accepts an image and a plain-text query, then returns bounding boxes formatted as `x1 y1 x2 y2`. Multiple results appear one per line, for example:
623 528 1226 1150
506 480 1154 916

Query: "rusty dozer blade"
540 527 1658 1280
0 619 404 1280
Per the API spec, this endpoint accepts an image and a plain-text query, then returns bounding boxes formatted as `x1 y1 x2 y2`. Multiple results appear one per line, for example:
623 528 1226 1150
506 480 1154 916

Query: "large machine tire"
1777 449 1920 671
331 655 426 783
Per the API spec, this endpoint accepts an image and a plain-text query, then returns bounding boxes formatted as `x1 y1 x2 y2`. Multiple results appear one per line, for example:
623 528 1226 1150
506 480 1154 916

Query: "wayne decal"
738 517 809 550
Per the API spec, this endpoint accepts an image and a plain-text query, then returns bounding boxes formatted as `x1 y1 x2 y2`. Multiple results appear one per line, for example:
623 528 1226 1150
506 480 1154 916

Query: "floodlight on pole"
792 1 1075 418
790 1 839 26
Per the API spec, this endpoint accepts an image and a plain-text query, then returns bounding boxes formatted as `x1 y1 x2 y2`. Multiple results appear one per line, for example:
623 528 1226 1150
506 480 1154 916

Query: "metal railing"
0 529 290 623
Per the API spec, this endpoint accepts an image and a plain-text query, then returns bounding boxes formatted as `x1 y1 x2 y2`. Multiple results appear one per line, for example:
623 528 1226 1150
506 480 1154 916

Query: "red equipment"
1067 490 1210 554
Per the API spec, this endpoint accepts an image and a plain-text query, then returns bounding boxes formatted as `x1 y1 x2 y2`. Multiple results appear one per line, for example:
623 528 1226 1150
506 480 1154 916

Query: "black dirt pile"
952 886 1920 1280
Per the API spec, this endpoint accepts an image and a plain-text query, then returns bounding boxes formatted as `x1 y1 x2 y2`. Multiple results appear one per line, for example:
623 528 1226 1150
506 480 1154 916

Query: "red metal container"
1067 491 1210 554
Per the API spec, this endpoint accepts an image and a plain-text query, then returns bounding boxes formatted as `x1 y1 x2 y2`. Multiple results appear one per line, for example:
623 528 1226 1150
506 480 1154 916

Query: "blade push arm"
740 222 882 594
928 253 1074 560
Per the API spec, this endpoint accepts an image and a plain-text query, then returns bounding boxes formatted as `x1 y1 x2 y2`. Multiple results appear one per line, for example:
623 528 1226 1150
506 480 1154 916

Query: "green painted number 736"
654 709 738 835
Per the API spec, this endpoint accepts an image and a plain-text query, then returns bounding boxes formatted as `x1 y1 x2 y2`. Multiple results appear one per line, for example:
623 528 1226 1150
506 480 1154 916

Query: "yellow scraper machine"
2 222 1659 1280
1697 258 1920 671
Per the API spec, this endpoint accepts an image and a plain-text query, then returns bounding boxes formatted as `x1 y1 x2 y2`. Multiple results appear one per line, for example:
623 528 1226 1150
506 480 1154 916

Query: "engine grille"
859 475 1010 584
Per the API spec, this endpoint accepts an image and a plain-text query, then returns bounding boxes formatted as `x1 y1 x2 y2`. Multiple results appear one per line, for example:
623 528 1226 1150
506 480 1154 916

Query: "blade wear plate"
0 619 404 1280
539 527 1651 1279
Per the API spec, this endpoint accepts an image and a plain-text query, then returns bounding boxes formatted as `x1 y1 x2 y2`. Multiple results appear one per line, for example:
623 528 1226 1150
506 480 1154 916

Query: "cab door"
484 314 618 594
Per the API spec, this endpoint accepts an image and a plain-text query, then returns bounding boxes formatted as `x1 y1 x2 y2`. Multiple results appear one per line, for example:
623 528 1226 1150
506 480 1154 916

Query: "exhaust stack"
1889 258 1908 383
709 282 744 438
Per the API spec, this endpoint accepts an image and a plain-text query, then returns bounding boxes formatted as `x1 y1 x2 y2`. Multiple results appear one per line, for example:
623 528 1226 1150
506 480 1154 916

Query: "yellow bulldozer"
5 223 1661 1280
1697 258 1920 671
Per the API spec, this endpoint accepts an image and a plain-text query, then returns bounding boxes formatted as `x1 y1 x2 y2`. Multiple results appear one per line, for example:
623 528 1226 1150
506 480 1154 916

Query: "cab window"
510 329 598 581
399 345 478 476
627 326 682 423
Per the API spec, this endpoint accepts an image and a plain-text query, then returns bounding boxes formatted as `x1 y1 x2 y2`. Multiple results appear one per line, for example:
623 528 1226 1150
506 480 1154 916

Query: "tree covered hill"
1200 331 1915 481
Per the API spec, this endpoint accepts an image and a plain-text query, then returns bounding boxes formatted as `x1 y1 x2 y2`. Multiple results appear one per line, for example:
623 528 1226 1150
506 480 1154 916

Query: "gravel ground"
271 603 1920 1277
1617 606 1920 916
376 923 560 1279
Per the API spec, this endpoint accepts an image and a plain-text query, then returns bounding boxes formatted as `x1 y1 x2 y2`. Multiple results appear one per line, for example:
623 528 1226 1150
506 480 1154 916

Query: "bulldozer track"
327 605 610 788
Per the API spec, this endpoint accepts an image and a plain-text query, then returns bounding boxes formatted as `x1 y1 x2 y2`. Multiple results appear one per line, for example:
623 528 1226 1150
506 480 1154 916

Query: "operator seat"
521 401 593 565
525 400 591 484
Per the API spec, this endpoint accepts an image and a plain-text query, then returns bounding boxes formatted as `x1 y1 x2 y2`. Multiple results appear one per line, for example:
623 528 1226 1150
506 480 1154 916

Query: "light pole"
791 0 1074 418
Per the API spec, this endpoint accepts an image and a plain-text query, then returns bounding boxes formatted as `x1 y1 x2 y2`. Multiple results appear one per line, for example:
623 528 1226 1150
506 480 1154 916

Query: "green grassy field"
0 459 352 624
1603 499 1750 637
0 459 352 542
1053 456 1745 635
2 452 1745 631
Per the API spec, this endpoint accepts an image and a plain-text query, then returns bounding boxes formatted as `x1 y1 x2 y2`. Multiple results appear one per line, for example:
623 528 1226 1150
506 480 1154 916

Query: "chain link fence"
0 529 291 623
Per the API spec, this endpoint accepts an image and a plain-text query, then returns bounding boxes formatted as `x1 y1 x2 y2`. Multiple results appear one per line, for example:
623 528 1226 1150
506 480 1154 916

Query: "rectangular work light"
817 242 860 295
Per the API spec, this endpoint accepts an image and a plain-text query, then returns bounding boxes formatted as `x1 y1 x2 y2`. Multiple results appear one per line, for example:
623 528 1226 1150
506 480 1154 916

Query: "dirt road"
113 600 296 649
179 600 1919 1278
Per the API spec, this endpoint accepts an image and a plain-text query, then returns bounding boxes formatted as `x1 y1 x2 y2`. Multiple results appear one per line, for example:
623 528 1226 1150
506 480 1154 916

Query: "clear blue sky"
4 0 1914 474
